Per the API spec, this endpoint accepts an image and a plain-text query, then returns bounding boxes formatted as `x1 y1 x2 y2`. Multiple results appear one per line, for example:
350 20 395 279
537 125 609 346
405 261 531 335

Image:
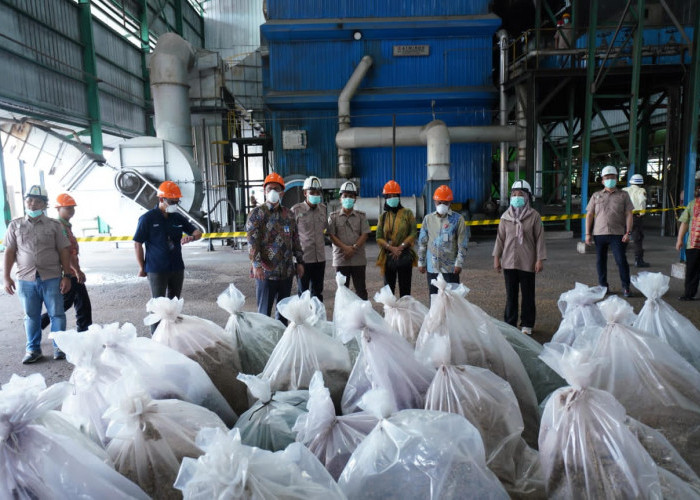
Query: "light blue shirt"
417 211 469 273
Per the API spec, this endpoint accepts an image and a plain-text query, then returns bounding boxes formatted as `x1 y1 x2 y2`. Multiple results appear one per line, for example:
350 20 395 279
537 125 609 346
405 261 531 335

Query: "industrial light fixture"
353 31 362 41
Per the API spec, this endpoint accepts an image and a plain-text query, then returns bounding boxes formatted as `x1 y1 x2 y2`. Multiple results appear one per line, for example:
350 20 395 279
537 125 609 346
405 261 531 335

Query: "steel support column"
627 0 646 177
174 0 184 37
566 85 575 231
78 0 103 155
0 139 10 248
680 2 700 210
140 0 155 136
581 0 598 238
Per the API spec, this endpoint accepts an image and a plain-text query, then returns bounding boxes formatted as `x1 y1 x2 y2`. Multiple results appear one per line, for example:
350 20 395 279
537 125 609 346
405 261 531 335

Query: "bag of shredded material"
549 283 607 345
262 291 351 408
216 283 286 375
98 322 237 426
332 272 366 363
341 300 434 415
538 344 699 499
174 427 345 499
146 296 249 415
338 389 509 500
415 274 540 447
373 285 428 346
234 373 309 452
631 272 700 372
294 371 378 480
421 340 544 498
104 373 227 499
0 373 149 500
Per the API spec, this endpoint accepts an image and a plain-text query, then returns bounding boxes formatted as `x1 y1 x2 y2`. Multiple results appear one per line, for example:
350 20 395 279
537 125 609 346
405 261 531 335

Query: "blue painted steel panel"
265 0 491 20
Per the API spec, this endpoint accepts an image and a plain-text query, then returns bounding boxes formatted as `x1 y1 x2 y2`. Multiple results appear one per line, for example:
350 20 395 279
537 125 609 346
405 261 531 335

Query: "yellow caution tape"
70 206 687 242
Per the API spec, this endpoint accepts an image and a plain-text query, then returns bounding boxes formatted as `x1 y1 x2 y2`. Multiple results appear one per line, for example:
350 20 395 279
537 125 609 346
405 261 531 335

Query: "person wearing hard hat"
328 180 370 299
623 173 650 268
3 185 73 363
417 185 469 295
492 180 547 335
39 193 92 333
376 180 417 297
291 176 328 302
675 183 700 301
246 172 304 323
133 180 202 331
585 165 635 297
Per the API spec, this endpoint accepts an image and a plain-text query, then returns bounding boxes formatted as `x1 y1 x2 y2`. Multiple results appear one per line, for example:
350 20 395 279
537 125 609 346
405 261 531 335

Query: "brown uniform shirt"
328 209 370 267
586 189 634 235
4 215 70 281
291 201 327 264
492 208 547 273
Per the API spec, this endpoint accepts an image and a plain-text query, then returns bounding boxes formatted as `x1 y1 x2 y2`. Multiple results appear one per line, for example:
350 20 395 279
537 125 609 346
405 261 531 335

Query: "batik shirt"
246 202 304 280
417 210 469 273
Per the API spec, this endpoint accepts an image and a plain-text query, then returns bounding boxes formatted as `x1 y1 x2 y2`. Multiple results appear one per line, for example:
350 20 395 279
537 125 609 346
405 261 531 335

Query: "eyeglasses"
164 199 180 205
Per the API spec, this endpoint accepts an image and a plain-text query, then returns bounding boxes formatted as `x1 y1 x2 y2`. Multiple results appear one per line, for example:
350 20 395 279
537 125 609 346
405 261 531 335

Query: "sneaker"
635 260 651 268
53 348 66 360
22 351 43 364
521 327 532 335
623 288 632 298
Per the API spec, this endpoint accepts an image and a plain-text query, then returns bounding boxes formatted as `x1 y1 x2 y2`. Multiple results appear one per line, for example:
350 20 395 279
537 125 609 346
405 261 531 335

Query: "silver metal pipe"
338 55 373 178
335 125 522 149
498 29 509 208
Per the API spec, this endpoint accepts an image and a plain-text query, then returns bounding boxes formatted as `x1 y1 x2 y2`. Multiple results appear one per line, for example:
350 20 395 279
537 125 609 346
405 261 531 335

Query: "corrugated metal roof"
266 0 491 19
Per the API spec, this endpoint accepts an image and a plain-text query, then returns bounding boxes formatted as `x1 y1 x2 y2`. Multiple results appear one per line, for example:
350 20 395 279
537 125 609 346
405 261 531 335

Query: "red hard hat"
157 181 182 199
264 172 285 189
55 193 77 208
382 180 401 195
433 185 454 202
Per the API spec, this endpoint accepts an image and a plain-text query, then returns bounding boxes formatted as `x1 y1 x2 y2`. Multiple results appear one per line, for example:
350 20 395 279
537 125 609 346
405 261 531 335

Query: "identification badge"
284 226 290 233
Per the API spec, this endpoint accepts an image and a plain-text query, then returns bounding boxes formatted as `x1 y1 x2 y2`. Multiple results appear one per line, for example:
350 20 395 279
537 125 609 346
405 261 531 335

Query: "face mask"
266 189 281 204
510 196 526 208
308 194 322 205
341 198 355 210
386 197 400 208
436 204 449 215
26 209 43 218
603 179 617 189
166 204 179 213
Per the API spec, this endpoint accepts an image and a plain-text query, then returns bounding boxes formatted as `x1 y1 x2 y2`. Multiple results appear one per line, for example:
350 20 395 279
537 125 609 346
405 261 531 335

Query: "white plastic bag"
415 274 540 447
262 291 351 407
632 272 700 372
338 390 509 500
217 283 286 375
373 285 428 346
234 373 309 451
0 373 149 500
175 427 346 499
294 371 378 480
99 322 237 426
340 300 434 415
104 373 227 499
147 296 249 415
332 272 366 363
550 283 607 345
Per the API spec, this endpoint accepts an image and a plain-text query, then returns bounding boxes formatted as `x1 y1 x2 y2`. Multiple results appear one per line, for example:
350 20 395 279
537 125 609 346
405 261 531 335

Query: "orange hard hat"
264 172 285 189
157 181 182 199
433 185 454 202
55 193 77 208
382 180 401 195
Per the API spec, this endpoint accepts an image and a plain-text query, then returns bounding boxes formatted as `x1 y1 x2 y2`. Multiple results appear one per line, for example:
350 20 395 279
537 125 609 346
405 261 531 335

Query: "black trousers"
630 215 645 261
503 269 536 329
594 234 630 290
684 248 700 299
337 266 368 300
256 277 293 325
40 276 92 332
298 261 326 302
384 262 413 297
147 270 184 333
426 272 460 296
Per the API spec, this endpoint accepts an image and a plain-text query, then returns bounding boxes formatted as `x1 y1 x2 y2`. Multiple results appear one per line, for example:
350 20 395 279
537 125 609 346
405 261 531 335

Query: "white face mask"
436 204 449 215
166 204 179 214
266 189 281 204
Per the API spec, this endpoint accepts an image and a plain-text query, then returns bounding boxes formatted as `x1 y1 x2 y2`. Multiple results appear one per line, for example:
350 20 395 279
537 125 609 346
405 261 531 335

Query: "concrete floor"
1 216 698 387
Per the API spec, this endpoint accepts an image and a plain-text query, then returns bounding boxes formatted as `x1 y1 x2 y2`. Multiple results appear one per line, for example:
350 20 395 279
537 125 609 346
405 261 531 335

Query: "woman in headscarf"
376 180 417 297
676 183 700 301
492 180 547 335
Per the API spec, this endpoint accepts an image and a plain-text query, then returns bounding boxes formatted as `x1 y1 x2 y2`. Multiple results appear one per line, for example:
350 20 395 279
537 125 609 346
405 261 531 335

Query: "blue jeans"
594 234 630 289
18 277 65 353
256 277 293 325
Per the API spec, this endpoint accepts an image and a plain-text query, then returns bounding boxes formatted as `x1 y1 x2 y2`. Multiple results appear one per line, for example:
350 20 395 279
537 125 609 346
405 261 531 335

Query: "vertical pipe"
392 114 396 180
581 0 599 239
338 55 373 178
202 119 214 251
535 125 543 198
498 29 510 208
566 85 575 232
627 0 646 178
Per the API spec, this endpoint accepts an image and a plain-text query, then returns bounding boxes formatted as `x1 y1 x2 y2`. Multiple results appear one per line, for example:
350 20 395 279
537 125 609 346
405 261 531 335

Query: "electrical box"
282 130 307 150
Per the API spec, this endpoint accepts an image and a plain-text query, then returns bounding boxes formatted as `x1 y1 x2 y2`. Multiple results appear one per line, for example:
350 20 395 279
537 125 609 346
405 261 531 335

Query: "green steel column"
0 140 10 249
140 0 155 136
638 95 651 177
627 0 646 177
78 0 103 155
174 0 184 37
681 2 700 211
581 0 598 238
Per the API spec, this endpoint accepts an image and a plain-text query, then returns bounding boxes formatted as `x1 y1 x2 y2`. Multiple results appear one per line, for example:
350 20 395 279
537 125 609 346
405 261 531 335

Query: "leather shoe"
53 349 66 360
22 351 43 364
679 296 697 301
635 261 650 268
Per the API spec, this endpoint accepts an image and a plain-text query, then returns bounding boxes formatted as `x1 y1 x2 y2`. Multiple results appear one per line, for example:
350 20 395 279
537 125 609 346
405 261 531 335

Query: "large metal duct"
149 33 196 156
337 55 373 178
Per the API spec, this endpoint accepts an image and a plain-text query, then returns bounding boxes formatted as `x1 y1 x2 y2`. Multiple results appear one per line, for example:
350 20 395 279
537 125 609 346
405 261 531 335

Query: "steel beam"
681 2 700 221
78 0 103 155
581 0 598 238
627 0 646 178
140 0 155 136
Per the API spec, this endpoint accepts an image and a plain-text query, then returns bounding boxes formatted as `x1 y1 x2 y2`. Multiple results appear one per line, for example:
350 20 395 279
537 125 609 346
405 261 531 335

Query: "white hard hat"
303 176 322 191
25 185 49 201
629 174 644 185
601 165 618 177
339 181 358 194
511 179 532 193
